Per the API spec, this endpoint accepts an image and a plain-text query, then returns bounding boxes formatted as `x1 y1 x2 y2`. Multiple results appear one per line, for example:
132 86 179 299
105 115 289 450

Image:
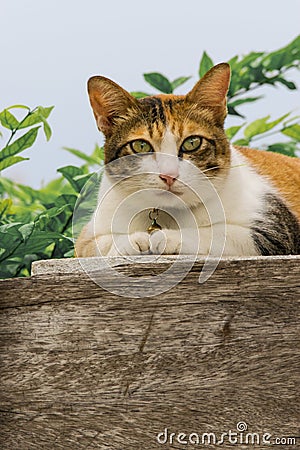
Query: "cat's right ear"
87 76 139 136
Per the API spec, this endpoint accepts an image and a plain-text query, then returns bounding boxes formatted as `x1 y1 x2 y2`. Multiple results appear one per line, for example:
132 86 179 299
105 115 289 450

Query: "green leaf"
0 156 29 171
281 124 300 140
12 184 47 203
91 143 104 162
18 111 42 129
63 249 75 258
227 55 239 68
51 194 77 210
40 195 76 236
227 105 244 117
0 198 12 219
225 125 245 140
244 114 290 139
18 107 53 140
0 127 40 161
262 35 300 71
233 138 250 146
282 115 300 127
57 165 90 193
51 236 74 258
0 109 19 130
18 222 35 243
15 230 69 255
39 177 74 199
267 142 298 157
0 177 28 202
0 223 24 262
34 204 72 231
276 78 297 90
42 119 52 141
7 105 31 111
0 220 70 262
228 96 263 108
73 173 94 186
130 91 150 99
63 147 100 165
199 51 214 78
237 52 265 69
244 116 270 139
171 76 191 91
0 259 24 278
143 73 173 94
37 106 54 119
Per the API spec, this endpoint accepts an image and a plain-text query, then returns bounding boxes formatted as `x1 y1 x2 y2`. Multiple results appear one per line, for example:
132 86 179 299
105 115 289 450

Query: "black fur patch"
139 97 166 125
251 193 300 255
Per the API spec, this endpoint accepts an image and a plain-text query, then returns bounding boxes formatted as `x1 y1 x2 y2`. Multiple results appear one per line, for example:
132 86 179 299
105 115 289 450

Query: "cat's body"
76 64 300 258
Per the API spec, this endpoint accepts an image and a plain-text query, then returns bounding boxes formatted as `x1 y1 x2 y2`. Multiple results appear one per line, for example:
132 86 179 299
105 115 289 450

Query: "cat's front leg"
106 230 192 256
106 232 151 256
149 230 180 254
149 229 201 255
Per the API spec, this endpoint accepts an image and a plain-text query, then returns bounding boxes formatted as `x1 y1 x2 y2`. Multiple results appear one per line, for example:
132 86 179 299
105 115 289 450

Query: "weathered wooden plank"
0 256 299 449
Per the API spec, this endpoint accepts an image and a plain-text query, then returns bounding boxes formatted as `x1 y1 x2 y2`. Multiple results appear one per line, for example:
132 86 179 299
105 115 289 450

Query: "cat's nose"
159 174 177 186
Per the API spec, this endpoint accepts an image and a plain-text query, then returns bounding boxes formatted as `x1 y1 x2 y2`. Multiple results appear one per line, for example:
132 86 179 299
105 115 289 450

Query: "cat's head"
88 63 231 208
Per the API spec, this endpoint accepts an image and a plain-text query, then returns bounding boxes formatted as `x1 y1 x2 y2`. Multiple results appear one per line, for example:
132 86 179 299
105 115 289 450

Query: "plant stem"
5 108 36 148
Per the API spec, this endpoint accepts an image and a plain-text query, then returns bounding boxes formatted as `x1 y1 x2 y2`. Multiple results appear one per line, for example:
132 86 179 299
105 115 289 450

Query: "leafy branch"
0 105 54 171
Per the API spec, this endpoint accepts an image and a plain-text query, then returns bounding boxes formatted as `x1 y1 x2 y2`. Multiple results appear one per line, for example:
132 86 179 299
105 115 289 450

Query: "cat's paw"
107 232 151 256
129 231 152 254
150 229 181 254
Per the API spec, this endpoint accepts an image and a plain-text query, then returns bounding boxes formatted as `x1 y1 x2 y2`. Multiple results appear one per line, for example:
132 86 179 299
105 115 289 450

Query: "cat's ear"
186 63 231 121
88 76 139 136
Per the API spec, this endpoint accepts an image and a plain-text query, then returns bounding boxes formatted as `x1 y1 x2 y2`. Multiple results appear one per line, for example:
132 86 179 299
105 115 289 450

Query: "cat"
75 63 300 258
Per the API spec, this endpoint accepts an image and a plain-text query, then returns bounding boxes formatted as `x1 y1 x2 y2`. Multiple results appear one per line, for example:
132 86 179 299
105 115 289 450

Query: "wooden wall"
0 256 299 449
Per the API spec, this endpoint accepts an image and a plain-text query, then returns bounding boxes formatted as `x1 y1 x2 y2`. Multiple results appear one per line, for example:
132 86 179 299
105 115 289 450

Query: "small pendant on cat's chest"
147 208 162 234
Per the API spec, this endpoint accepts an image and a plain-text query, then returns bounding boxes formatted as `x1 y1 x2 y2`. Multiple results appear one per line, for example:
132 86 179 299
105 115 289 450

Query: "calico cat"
75 63 300 258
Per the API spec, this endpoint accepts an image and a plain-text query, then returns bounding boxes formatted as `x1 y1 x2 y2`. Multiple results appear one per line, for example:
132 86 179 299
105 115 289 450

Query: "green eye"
181 136 202 153
130 139 153 153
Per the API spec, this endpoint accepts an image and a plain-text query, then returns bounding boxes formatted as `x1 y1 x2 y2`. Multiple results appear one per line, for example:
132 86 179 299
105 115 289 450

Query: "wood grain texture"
0 256 300 449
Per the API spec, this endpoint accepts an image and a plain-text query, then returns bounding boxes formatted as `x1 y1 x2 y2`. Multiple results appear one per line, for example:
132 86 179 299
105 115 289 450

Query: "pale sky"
1 0 300 187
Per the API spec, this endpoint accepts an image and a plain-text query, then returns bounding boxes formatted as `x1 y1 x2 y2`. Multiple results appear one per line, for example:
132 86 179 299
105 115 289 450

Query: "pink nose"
159 174 177 186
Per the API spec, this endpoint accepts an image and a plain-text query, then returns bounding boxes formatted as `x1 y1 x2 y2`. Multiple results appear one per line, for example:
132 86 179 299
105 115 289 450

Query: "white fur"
156 128 179 178
84 136 274 257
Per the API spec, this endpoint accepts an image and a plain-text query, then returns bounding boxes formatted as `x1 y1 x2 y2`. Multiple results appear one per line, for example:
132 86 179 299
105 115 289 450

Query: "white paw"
150 229 181 255
107 232 151 256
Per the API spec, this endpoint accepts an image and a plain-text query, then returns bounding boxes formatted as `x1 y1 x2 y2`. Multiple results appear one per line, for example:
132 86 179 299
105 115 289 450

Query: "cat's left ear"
186 63 231 122
88 76 140 136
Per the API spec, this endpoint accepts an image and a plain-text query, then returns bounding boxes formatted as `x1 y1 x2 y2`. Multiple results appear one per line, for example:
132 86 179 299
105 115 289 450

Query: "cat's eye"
181 136 202 153
130 139 153 153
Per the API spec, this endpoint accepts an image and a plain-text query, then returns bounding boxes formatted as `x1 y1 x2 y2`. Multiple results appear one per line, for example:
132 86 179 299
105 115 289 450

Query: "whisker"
202 166 220 173
229 163 247 169
202 163 246 174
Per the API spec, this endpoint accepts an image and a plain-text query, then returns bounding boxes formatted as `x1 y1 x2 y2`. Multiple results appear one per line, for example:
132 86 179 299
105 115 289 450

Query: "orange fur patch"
237 146 300 221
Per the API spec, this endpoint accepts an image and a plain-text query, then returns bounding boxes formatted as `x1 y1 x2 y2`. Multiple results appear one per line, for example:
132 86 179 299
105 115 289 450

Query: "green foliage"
138 35 300 156
227 36 300 116
131 74 191 97
225 113 300 155
143 72 173 94
0 37 299 278
0 105 53 171
199 51 214 78
137 35 300 118
0 115 101 277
